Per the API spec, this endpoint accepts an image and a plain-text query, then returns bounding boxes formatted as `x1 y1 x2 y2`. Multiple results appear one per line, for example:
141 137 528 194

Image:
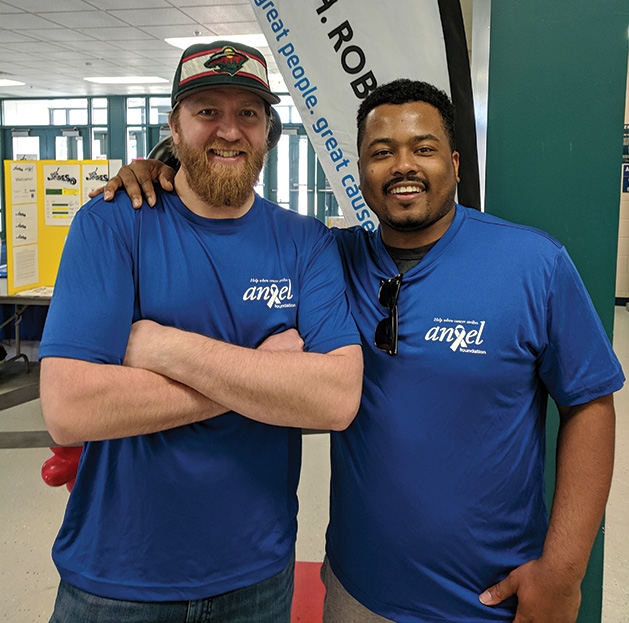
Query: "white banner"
251 0 469 229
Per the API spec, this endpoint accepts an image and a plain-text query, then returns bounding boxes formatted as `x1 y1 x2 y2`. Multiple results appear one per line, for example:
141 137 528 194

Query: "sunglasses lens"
375 306 398 355
378 275 402 307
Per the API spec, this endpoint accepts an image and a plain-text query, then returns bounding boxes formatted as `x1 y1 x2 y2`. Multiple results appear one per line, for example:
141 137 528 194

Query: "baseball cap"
171 41 281 108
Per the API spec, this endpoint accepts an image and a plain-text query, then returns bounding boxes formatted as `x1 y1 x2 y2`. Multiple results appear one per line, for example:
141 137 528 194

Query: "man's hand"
88 160 176 208
479 558 581 623
258 329 304 353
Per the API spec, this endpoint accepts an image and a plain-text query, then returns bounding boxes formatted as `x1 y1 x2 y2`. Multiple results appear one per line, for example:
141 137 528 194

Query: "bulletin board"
3 160 110 295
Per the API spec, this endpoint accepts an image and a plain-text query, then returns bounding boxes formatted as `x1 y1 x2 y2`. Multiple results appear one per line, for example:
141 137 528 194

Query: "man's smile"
389 184 425 195
207 147 247 161
210 148 244 158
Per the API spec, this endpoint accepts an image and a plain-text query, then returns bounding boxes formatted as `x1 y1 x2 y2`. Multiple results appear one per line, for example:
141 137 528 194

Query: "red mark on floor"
291 561 324 623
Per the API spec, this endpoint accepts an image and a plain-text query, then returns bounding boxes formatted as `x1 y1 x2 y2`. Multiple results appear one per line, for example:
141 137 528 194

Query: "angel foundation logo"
425 318 487 354
243 278 296 309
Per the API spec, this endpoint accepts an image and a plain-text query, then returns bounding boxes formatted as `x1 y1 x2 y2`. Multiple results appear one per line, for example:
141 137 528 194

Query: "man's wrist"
537 551 587 588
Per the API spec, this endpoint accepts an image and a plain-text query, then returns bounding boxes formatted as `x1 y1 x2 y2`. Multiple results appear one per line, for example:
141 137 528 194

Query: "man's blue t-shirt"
39 190 359 601
327 205 624 622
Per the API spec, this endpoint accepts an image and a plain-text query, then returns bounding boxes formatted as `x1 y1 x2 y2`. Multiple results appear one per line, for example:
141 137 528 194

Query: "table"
0 295 51 373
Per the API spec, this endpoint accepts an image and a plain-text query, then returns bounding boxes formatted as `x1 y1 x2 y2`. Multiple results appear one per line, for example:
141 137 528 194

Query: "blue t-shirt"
326 205 624 623
39 190 359 601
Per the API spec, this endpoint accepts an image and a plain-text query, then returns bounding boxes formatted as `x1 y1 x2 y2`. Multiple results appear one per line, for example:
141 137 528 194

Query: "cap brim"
173 83 281 107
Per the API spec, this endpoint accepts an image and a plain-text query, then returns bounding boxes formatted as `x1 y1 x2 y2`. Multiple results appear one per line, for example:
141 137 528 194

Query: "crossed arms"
42 323 363 446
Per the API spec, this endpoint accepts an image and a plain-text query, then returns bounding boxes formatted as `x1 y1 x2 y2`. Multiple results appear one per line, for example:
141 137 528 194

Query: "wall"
483 2 629 621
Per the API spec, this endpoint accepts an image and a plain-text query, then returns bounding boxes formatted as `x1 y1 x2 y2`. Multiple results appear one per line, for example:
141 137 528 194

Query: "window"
126 98 146 126
3 99 86 126
149 97 170 125
49 100 88 126
91 128 108 160
12 136 39 160
91 99 108 126
127 127 146 162
275 95 303 125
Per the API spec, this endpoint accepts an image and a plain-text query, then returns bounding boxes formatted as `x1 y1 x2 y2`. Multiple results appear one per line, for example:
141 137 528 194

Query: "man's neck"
173 169 255 220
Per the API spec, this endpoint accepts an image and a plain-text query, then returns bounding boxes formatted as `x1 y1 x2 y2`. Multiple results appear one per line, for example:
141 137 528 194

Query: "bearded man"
38 41 362 623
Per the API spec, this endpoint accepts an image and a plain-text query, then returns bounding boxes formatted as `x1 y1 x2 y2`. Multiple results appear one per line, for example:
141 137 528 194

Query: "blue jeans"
49 555 294 623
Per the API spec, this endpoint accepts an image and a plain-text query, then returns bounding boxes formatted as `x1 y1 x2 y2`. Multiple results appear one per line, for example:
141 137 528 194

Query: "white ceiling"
0 0 473 100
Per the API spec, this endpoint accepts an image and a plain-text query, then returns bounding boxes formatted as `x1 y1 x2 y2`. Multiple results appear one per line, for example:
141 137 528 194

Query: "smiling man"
93 78 624 623
38 41 362 623
169 85 268 216
322 80 624 623
356 98 459 246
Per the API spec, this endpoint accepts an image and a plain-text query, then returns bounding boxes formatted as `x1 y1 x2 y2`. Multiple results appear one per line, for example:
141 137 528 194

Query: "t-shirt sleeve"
39 203 136 364
296 226 360 354
538 247 625 405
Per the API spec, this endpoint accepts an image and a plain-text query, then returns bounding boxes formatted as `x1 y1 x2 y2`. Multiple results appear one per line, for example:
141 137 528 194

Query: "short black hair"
356 79 456 152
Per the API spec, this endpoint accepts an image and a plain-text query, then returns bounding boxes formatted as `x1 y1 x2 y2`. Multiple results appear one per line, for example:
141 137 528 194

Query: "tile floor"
1 308 628 622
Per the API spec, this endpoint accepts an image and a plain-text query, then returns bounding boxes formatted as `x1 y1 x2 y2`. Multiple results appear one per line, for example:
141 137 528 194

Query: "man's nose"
215 113 243 142
391 149 418 176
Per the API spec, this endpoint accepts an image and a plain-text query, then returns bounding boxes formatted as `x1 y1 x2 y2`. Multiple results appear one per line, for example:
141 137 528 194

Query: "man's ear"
267 107 283 150
452 151 460 183
168 111 180 145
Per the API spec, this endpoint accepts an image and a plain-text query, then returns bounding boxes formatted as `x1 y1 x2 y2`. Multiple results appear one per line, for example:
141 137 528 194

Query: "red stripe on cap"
179 69 270 89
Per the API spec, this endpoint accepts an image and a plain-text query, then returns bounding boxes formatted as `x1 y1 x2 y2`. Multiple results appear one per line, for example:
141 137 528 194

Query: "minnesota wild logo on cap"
205 46 248 77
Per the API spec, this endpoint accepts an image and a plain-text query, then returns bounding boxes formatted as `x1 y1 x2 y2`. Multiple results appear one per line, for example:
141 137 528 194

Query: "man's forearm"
41 357 229 445
542 394 616 583
125 322 363 431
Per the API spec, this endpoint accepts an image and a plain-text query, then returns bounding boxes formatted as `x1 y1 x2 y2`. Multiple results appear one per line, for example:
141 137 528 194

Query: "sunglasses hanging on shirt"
375 273 403 356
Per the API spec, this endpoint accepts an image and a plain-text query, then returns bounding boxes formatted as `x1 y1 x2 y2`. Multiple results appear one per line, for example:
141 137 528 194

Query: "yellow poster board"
4 160 110 295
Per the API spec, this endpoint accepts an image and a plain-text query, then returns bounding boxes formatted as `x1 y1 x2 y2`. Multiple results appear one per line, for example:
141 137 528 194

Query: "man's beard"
378 174 455 233
174 138 266 209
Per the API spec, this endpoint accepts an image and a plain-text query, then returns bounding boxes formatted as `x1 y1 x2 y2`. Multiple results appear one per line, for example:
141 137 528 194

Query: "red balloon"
41 446 82 488
50 446 83 460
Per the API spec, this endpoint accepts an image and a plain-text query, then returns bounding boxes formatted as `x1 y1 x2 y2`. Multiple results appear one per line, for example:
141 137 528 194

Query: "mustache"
382 174 429 194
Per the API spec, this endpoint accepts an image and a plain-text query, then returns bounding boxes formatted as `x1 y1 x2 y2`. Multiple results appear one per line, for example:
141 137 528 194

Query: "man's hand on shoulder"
88 159 176 208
